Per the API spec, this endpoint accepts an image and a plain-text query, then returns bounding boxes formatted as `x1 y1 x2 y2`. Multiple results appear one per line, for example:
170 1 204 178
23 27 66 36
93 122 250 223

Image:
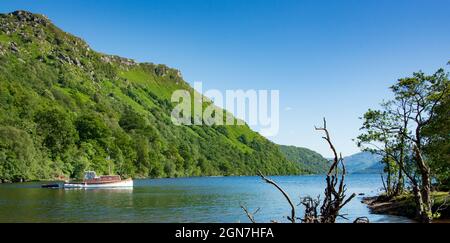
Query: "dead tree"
299 196 321 223
315 118 356 223
241 118 362 223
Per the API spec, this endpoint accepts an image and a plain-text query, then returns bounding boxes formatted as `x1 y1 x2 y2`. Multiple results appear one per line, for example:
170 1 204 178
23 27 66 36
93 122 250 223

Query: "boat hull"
63 179 133 189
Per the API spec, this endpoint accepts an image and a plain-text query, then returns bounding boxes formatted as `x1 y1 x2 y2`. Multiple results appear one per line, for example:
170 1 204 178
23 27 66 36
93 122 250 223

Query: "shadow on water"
0 174 414 223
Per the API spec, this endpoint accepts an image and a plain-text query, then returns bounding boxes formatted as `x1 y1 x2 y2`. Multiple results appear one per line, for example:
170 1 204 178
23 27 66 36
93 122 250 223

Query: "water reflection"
0 174 414 223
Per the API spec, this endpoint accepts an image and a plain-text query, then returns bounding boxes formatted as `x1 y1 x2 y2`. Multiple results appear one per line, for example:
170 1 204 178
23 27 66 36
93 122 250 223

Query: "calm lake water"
0 174 413 223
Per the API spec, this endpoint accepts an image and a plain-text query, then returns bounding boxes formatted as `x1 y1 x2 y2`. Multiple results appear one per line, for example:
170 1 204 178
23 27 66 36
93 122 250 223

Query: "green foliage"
423 94 450 190
119 107 147 131
35 108 78 158
75 114 111 142
0 11 304 181
278 145 329 174
358 63 450 197
391 68 449 193
0 126 50 182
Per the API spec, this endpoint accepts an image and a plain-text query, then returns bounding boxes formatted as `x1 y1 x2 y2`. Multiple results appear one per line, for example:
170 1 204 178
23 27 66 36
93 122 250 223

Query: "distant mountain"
343 152 383 174
279 145 330 174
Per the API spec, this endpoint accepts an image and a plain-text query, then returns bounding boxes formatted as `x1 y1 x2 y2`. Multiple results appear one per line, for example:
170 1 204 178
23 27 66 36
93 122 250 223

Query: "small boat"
63 171 133 189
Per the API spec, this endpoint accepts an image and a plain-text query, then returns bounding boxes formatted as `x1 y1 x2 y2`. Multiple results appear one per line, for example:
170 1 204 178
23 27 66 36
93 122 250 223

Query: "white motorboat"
63 171 133 189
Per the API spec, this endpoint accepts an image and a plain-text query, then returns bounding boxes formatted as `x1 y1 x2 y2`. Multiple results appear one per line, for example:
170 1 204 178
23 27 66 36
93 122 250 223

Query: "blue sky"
1 0 449 157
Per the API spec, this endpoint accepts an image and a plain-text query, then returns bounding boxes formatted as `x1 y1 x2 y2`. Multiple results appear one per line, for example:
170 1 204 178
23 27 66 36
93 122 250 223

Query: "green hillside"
0 11 305 182
278 145 329 174
343 152 383 174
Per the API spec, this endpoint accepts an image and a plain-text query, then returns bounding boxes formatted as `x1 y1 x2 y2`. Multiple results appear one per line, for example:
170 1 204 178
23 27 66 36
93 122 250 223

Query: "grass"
0 34 10 43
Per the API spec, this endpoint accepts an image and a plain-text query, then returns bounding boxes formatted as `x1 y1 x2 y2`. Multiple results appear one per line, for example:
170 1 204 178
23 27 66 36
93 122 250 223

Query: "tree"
358 65 449 223
357 107 406 198
391 68 449 223
314 118 357 223
75 113 110 142
34 108 78 158
119 107 147 131
423 95 450 191
0 126 41 182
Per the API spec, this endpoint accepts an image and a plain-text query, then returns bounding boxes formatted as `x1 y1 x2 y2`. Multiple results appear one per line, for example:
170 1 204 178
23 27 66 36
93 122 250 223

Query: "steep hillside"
0 11 304 182
279 145 329 174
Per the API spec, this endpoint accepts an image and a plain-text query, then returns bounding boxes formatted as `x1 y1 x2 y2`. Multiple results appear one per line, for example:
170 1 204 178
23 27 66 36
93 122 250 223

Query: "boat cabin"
84 171 98 180
83 171 121 184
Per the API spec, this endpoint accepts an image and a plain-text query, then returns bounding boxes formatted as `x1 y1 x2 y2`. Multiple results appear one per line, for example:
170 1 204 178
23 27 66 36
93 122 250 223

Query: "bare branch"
240 203 259 223
315 118 339 175
316 118 358 223
258 170 296 223
435 196 450 215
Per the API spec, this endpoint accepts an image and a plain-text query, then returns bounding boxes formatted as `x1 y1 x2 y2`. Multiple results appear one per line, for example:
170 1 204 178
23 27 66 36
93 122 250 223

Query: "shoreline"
362 196 417 222
0 173 330 185
363 193 450 223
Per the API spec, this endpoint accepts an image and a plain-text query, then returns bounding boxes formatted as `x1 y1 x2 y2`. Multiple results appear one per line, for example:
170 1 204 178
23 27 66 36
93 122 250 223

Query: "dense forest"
0 11 321 182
